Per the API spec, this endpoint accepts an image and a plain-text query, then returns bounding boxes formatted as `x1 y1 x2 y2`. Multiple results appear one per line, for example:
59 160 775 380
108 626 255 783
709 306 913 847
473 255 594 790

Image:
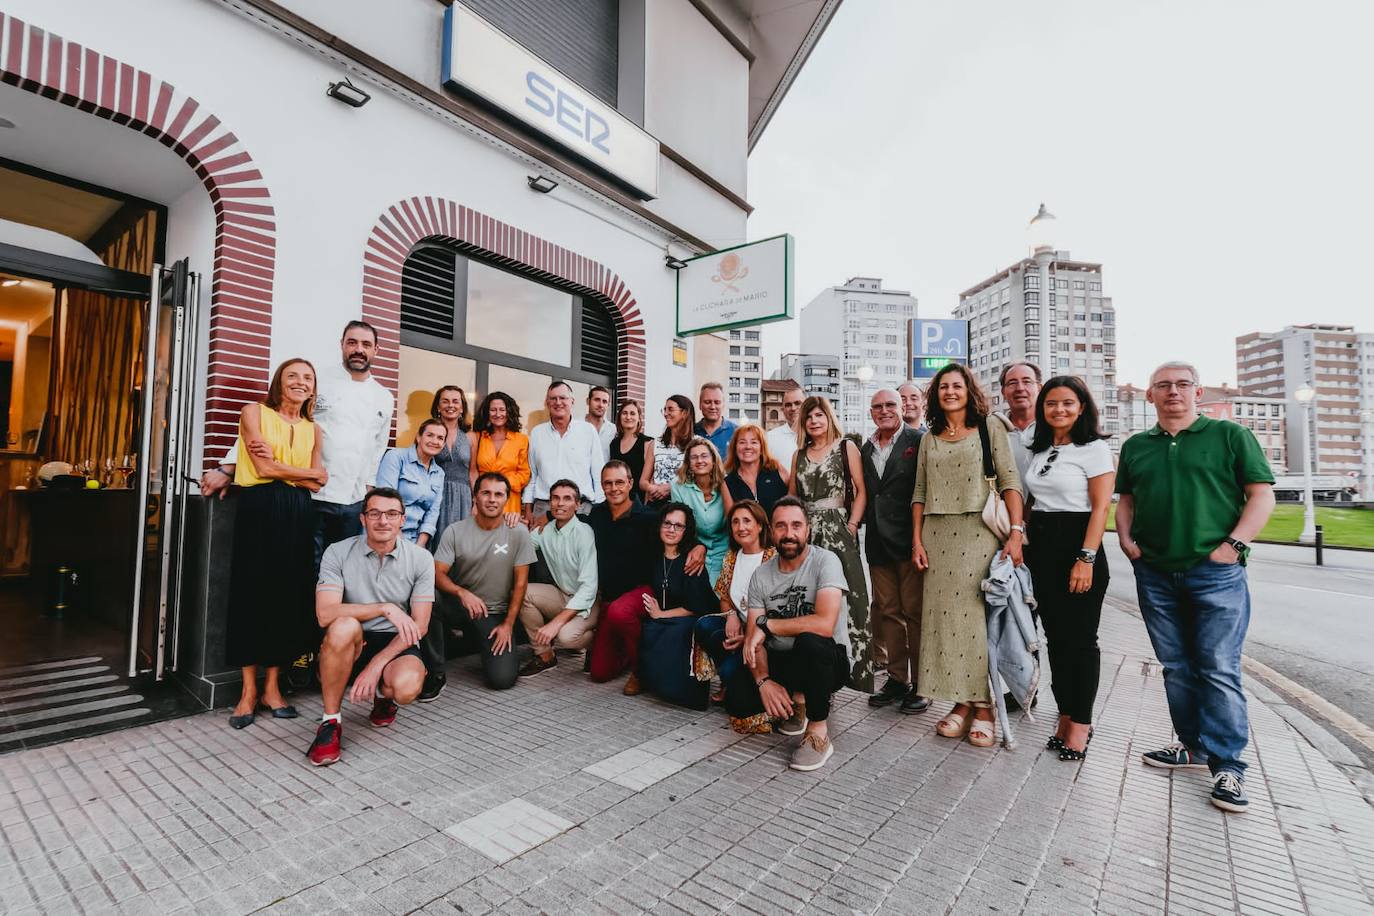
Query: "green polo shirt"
1116 415 1274 572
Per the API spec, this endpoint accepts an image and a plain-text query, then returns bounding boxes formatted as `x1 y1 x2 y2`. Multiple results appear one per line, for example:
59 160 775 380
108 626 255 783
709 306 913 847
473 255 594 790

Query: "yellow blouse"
474 430 531 513
235 405 316 487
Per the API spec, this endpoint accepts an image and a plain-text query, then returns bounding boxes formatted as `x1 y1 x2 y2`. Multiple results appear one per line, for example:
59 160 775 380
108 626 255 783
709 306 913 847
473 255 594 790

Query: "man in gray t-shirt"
307 487 435 767
737 498 851 773
434 472 537 690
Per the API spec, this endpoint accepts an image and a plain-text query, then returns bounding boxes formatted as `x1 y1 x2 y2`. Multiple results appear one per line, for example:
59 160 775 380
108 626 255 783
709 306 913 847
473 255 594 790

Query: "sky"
746 0 1374 388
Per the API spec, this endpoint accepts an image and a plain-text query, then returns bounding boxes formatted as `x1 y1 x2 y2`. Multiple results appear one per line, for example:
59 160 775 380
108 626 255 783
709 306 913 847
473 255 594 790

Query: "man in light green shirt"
518 479 599 676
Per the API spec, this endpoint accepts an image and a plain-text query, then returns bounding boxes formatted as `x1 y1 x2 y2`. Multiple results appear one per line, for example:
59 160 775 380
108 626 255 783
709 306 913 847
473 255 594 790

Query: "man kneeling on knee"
307 487 434 767
736 497 851 772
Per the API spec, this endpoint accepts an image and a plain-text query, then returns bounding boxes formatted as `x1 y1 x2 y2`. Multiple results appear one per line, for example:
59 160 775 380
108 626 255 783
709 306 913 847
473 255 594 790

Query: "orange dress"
474 430 531 513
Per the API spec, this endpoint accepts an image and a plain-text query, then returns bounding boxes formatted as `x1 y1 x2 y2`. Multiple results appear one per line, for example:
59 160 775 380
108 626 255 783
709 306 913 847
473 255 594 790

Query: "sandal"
936 710 972 738
1045 735 1065 751
968 713 997 748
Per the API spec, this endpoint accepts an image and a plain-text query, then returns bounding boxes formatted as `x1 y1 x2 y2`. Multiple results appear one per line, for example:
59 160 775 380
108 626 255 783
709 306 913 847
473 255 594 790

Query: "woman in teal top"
670 437 733 582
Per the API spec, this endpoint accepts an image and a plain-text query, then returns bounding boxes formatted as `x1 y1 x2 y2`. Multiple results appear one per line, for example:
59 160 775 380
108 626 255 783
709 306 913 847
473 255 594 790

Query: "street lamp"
1294 385 1317 544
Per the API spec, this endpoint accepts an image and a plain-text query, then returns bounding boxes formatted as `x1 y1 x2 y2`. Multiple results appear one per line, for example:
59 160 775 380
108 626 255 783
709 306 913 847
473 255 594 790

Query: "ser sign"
442 3 660 198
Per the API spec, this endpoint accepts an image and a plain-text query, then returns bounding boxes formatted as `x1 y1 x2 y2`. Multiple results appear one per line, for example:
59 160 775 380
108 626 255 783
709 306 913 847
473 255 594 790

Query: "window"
1089 281 1101 292
1056 278 1068 289
729 361 741 371
744 330 760 341
729 329 741 340
1074 312 1087 322
1024 291 1040 306
1025 274 1040 289
728 376 741 388
1025 323 1040 336
1073 280 1085 290
728 392 740 404
745 346 760 356
884 334 900 345
1025 307 1040 320
744 393 759 404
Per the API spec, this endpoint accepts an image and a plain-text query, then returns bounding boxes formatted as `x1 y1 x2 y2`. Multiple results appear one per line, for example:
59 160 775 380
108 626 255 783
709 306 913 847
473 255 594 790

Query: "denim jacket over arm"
982 551 1040 748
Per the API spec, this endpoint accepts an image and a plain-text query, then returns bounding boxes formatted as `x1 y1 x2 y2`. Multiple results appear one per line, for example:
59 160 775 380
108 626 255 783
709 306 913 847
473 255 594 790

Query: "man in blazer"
860 388 930 713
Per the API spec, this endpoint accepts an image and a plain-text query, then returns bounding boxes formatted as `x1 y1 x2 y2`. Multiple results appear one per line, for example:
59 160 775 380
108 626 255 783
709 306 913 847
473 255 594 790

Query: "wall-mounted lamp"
664 255 688 271
325 78 371 108
527 175 558 194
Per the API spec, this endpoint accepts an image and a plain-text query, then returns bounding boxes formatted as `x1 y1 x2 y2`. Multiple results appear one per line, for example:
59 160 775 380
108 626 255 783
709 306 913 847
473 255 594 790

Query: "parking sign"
908 319 969 379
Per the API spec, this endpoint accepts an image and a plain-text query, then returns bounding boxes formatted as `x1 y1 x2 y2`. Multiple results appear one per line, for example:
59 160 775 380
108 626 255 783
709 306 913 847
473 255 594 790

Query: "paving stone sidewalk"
2 601 1373 915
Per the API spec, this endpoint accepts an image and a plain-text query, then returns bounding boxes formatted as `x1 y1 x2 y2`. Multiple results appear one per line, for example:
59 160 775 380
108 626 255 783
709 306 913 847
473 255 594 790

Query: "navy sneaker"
1210 772 1249 812
1142 742 1209 770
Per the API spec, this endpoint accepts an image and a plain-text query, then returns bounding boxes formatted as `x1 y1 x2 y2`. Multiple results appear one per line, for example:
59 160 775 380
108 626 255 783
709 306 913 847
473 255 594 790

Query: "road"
1102 534 1374 766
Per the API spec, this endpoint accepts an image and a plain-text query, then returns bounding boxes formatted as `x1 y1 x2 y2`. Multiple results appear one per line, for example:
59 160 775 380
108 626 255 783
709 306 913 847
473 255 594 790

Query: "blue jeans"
693 615 743 685
1133 558 1251 776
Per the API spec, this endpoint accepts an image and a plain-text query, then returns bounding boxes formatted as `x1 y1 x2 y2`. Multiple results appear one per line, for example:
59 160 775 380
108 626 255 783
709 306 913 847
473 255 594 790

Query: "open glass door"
128 260 201 679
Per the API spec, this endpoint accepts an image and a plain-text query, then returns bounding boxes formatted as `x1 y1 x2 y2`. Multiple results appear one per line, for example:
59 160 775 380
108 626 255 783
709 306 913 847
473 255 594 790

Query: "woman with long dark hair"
430 385 472 537
641 395 695 503
911 363 1024 748
469 391 529 523
225 358 327 729
637 502 719 707
608 399 651 499
1023 375 1114 761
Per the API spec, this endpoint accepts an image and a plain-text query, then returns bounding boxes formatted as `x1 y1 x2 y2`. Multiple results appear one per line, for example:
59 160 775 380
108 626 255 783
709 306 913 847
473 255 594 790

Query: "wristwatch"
1009 524 1026 535
755 675 773 688
1223 537 1249 557
1075 548 1097 564
756 616 772 637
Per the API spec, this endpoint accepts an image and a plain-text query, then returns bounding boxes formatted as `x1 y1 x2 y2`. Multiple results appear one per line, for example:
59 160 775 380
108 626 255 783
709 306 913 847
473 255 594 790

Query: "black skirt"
225 481 318 667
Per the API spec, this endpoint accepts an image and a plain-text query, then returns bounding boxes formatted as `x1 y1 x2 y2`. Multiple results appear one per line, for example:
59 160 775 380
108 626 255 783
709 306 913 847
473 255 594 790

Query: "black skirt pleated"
224 481 318 667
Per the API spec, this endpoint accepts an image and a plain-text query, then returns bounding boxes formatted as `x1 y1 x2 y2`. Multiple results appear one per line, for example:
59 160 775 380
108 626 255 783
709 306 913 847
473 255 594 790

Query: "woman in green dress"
911 364 1024 748
788 396 872 692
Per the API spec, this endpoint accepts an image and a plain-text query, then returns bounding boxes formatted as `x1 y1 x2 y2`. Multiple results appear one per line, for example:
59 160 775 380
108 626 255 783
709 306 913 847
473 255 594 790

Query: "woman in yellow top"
468 391 530 522
226 358 328 730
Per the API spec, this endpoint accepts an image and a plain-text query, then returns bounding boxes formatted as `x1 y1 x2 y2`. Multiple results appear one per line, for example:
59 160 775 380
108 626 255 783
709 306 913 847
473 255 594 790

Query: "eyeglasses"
870 401 899 411
1037 447 1061 477
660 521 687 531
1152 381 1195 392
364 509 404 520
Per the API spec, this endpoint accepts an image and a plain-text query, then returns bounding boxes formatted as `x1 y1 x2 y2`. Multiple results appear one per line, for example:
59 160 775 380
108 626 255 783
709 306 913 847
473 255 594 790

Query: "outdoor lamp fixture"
1294 384 1317 545
325 77 370 108
527 175 558 194
664 255 688 271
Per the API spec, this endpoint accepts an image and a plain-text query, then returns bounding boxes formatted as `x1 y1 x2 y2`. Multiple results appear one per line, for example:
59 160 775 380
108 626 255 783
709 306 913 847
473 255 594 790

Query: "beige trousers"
519 583 598 652
870 562 923 687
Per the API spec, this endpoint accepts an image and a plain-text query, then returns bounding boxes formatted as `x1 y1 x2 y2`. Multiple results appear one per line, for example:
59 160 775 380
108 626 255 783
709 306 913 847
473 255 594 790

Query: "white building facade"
724 325 765 422
798 277 916 434
0 0 841 732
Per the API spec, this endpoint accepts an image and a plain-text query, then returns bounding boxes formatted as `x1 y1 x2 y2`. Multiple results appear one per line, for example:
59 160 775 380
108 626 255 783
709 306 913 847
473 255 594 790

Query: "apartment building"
723 326 765 422
1198 385 1287 473
779 353 842 415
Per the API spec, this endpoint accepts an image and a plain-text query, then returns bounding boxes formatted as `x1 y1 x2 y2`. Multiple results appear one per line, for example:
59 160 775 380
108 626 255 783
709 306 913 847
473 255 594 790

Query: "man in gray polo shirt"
306 487 434 767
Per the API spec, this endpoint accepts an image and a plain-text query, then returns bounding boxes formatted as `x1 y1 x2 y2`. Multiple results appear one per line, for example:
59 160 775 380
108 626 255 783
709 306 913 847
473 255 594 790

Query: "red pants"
589 587 653 682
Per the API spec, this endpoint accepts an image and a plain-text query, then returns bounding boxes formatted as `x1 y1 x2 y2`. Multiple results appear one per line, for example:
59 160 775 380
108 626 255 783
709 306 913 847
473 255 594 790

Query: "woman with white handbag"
911 364 1025 747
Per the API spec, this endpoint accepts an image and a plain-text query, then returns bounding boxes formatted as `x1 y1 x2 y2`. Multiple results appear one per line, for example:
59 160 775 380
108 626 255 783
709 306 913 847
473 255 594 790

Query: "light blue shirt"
695 418 738 459
529 515 599 614
375 445 445 540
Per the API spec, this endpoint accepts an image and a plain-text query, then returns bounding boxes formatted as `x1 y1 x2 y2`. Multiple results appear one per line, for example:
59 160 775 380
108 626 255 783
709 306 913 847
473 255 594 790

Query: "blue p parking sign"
908 319 969 379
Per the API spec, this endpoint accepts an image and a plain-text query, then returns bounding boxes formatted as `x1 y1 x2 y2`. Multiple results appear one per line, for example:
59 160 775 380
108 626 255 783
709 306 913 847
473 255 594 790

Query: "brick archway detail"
361 196 647 422
0 13 276 463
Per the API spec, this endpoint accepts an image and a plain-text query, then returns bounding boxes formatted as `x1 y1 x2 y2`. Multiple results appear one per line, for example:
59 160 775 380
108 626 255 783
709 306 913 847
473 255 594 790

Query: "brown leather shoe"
622 673 642 696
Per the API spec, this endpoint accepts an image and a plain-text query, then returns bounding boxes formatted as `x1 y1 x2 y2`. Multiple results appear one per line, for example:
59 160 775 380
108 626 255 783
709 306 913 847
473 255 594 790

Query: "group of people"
203 321 1274 812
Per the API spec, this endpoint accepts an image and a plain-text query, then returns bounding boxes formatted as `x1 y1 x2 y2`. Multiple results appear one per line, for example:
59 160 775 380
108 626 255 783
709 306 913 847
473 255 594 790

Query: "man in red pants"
585 461 704 693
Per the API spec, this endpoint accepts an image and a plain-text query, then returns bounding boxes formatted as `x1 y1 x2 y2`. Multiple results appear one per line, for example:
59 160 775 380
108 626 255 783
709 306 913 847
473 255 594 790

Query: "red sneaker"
306 719 342 766
369 696 398 728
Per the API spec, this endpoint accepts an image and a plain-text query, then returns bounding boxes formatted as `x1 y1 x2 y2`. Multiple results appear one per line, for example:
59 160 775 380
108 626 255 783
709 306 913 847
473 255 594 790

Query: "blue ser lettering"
524 70 611 155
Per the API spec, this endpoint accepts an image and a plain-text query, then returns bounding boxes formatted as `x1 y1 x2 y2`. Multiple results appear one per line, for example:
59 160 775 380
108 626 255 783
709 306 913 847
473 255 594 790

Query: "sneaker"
868 679 911 708
418 673 445 703
1142 742 1210 771
519 653 557 678
1210 772 1249 813
369 697 398 728
777 698 808 737
789 733 834 772
306 720 342 766
899 693 932 715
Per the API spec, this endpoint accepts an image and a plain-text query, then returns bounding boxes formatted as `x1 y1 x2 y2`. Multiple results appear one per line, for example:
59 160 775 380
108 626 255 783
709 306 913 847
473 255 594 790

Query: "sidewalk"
2 601 1373 915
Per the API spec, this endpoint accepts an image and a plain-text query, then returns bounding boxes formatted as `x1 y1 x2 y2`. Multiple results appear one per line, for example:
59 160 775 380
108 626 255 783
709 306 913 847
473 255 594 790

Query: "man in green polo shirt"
1116 361 1275 814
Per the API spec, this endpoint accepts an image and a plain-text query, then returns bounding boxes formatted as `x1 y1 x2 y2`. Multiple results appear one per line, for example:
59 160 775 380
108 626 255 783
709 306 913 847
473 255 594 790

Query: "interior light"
1 279 20 287
325 78 371 108
527 175 558 194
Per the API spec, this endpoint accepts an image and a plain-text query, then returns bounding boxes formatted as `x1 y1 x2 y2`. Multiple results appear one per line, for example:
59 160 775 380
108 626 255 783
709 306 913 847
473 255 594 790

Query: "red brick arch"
361 196 647 427
0 12 275 463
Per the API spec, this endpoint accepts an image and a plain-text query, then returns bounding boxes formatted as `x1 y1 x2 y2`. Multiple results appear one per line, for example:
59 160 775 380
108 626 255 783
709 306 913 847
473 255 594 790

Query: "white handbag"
978 421 1011 541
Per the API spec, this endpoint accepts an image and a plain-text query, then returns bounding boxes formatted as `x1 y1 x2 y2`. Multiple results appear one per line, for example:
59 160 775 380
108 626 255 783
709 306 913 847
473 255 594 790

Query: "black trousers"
725 633 848 722
429 594 520 690
1026 512 1109 724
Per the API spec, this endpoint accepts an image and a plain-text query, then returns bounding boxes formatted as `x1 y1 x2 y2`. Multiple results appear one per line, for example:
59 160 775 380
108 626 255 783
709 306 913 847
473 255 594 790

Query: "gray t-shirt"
317 535 436 633
746 545 850 655
433 518 537 615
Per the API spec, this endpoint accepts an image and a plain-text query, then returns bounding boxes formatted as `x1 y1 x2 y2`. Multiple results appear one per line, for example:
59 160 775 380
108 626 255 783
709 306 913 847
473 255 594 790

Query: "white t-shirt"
766 424 799 472
1024 439 1115 512
726 549 766 615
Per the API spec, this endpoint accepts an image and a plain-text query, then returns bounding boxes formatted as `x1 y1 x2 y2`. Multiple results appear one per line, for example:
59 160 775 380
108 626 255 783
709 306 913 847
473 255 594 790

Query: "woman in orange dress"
468 391 530 523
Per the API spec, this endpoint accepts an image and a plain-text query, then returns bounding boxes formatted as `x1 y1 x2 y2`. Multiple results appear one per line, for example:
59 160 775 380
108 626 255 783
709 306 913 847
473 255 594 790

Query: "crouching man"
306 487 434 766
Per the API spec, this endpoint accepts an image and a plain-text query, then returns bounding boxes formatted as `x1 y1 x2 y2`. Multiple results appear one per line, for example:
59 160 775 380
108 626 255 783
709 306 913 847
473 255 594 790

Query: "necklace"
661 554 678 609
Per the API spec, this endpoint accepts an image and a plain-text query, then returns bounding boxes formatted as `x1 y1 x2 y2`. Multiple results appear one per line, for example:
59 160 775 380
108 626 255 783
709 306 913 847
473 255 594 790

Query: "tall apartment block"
799 277 917 433
723 326 765 423
1236 324 1372 494
1117 383 1156 440
779 353 841 416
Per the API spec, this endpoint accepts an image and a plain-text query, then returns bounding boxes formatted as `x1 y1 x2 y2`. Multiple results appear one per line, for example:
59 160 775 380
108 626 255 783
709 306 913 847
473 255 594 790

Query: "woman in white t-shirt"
1023 375 1116 762
693 500 775 729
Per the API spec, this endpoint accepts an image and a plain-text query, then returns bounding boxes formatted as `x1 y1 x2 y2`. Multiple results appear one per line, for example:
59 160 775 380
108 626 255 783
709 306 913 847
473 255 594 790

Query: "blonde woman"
787 396 872 692
723 423 788 514
670 437 732 583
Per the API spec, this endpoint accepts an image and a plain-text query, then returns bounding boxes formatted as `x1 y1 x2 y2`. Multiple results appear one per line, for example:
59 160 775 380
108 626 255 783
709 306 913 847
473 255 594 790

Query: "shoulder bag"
977 421 1011 542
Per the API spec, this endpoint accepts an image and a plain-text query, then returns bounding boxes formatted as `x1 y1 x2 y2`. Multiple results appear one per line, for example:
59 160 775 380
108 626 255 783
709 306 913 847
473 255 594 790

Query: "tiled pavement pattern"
2 603 1373 915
